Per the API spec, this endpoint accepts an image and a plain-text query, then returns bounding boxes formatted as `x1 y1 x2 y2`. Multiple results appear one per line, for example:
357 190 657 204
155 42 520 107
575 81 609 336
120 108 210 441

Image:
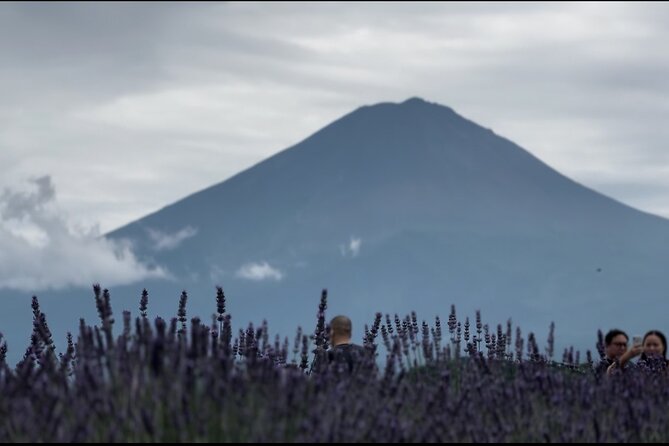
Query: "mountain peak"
357 97 459 123
401 96 429 105
398 96 454 112
358 97 453 113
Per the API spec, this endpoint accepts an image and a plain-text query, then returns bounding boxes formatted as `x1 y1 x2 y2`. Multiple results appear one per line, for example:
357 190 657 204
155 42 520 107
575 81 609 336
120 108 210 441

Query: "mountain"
3 97 669 364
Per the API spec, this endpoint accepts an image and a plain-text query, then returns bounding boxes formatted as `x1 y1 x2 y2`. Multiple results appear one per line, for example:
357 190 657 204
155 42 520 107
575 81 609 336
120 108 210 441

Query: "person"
608 329 668 374
310 315 369 375
595 329 628 375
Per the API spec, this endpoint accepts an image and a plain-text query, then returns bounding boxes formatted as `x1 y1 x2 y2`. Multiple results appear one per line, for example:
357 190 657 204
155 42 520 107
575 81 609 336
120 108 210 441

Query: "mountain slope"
102 98 669 353
3 97 668 366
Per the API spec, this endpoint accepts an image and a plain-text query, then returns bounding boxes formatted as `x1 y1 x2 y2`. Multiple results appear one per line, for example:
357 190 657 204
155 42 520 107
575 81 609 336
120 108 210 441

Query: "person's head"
329 315 352 346
642 330 667 359
604 329 628 360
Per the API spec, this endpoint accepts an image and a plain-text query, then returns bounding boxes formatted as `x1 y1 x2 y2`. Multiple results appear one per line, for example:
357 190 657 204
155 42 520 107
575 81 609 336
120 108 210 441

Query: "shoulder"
336 343 366 353
637 356 668 371
331 343 367 358
597 357 613 367
353 344 368 354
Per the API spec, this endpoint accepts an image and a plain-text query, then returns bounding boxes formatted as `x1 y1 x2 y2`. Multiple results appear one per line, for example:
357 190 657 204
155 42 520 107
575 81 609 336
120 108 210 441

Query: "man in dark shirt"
311 315 369 375
595 329 629 375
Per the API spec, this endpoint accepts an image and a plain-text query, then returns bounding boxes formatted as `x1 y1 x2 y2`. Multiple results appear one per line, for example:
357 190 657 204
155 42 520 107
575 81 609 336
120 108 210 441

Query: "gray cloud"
147 226 198 251
236 262 283 281
1 176 55 220
0 176 167 291
340 236 362 258
1 1 669 241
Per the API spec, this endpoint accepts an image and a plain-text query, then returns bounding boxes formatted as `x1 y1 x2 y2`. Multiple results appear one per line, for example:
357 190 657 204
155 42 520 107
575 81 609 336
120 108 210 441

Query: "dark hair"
642 330 667 359
604 329 628 346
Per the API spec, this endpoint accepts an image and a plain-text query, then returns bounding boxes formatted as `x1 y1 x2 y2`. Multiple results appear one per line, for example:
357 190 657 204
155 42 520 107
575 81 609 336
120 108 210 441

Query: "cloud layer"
0 176 166 291
1 2 669 238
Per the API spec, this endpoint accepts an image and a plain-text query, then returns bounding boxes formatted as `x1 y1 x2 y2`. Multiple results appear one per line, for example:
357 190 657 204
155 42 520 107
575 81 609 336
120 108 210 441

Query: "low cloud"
349 237 361 257
0 176 167 292
147 225 198 251
236 261 283 281
340 236 362 258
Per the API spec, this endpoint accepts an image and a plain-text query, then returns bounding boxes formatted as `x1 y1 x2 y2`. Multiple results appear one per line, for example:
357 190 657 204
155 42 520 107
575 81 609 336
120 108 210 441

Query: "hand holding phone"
633 335 643 347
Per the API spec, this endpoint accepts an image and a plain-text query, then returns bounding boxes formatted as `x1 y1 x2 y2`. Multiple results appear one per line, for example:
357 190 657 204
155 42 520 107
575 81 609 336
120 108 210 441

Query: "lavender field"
1 286 668 442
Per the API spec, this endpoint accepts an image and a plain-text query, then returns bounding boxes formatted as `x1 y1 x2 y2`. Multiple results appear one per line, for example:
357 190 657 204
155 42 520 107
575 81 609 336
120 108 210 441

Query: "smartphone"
633 335 642 347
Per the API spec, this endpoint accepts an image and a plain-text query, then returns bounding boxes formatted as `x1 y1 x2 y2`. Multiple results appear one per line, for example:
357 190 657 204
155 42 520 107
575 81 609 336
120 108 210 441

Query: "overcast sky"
2 1 669 290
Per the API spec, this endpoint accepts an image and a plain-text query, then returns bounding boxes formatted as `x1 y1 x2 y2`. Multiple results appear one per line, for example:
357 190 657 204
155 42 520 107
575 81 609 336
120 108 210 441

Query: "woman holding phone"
607 330 668 374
